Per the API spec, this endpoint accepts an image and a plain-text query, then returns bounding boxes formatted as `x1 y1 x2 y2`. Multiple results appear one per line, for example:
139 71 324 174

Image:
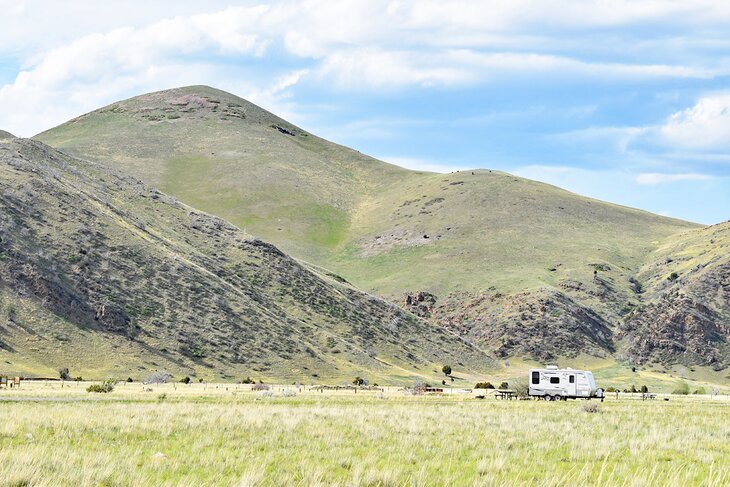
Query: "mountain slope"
36 86 714 365
0 136 492 381
618 222 730 369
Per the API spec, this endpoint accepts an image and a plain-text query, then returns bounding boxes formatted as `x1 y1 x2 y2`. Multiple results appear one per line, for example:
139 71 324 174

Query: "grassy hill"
0 136 492 382
37 85 728 371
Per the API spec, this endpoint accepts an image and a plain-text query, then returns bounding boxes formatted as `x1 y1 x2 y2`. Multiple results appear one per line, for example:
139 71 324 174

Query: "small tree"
499 381 509 390
442 365 452 376
180 376 191 384
353 376 368 386
59 368 71 381
672 381 689 395
640 385 648 393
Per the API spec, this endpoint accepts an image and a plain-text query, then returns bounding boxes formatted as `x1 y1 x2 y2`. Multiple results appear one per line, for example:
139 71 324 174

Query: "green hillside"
37 85 727 370
0 136 492 382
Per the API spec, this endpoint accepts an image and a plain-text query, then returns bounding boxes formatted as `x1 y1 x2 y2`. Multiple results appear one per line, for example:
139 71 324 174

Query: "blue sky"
1 1 729 224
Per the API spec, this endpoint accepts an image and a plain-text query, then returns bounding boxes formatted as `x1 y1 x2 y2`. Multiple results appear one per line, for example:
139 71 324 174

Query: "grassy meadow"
1 381 728 486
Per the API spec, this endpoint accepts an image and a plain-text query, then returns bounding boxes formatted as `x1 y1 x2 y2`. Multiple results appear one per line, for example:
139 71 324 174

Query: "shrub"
241 377 255 384
352 376 368 386
582 402 600 413
442 365 452 376
408 379 427 395
499 382 509 390
126 377 134 383
672 382 690 395
59 368 71 381
74 376 83 382
145 371 172 384
605 387 618 393
180 376 191 384
157 393 167 402
87 379 115 393
640 385 649 393
511 378 529 398
668 272 679 281
693 387 706 395
475 382 494 389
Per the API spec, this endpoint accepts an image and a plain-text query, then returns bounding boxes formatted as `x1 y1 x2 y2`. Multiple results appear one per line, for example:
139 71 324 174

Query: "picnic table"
642 392 656 401
494 389 516 400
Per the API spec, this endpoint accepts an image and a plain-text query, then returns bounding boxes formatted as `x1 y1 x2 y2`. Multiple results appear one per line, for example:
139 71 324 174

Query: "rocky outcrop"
404 291 437 318
620 259 730 369
431 288 615 361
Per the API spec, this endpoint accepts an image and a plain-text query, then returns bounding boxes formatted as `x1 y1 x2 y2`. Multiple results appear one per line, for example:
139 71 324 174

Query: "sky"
1 1 729 224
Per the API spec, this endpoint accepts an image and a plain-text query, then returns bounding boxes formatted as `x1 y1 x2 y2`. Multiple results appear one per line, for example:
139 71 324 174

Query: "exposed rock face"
620 259 730 369
404 291 437 318
430 288 614 361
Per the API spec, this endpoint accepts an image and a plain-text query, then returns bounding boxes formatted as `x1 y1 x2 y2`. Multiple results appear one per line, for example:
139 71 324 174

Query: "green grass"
0 382 728 485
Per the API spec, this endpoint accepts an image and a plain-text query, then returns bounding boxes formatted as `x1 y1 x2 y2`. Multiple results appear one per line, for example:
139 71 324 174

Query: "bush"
145 371 172 384
352 376 368 386
180 376 191 384
59 368 71 381
74 376 83 382
241 377 255 384
442 365 452 376
672 382 690 395
499 382 509 390
87 379 115 393
408 379 427 395
605 387 619 393
582 402 600 413
126 377 134 383
640 385 648 393
693 387 706 395
511 378 529 398
475 382 494 389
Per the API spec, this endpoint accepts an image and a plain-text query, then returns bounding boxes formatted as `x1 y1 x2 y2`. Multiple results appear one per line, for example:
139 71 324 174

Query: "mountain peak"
66 85 304 133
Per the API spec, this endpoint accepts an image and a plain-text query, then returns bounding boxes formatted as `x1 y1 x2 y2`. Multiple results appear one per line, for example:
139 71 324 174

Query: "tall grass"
0 383 727 486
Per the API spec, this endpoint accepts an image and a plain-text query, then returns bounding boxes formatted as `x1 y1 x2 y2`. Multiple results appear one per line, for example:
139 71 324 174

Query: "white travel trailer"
528 366 604 401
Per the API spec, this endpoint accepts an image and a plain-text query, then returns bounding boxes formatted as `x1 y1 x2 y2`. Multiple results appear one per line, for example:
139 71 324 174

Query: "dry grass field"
1 381 728 486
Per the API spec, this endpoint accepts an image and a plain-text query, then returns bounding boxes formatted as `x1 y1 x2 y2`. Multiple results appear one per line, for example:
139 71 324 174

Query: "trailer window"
569 375 575 384
550 377 559 384
531 372 539 384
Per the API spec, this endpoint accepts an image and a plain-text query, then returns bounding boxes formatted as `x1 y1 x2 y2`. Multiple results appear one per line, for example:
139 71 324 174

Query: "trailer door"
567 374 577 397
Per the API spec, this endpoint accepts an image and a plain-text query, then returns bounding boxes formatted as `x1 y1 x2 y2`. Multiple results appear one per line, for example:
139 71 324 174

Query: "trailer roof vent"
546 365 559 370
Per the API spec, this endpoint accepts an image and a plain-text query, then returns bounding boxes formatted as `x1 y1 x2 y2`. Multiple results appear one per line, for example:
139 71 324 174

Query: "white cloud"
658 93 730 150
2 0 730 136
636 172 713 185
